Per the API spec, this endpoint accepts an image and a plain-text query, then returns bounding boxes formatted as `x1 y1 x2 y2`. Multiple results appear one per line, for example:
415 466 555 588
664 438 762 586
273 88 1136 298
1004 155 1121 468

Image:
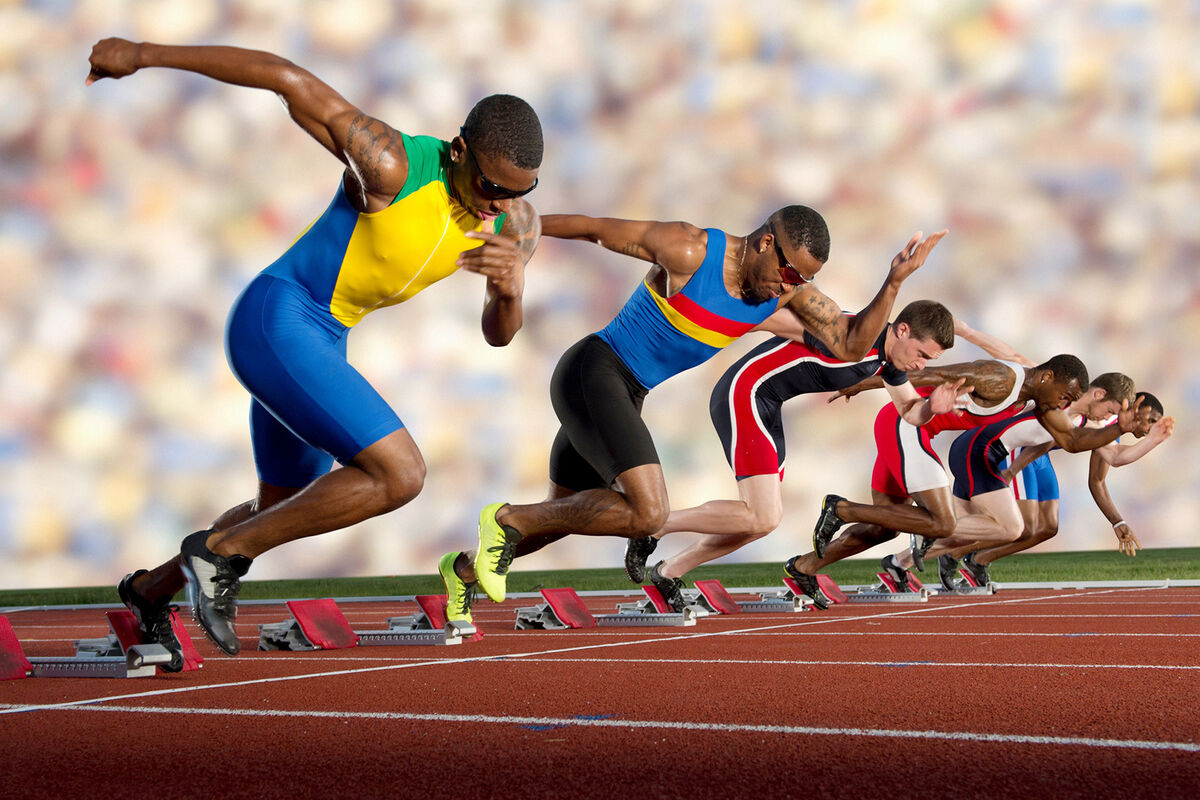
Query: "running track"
2 586 1198 798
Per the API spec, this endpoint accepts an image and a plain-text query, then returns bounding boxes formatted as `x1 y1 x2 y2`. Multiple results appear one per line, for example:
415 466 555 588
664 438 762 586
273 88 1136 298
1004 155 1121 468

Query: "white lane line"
0 587 1159 716
1 703 1195 754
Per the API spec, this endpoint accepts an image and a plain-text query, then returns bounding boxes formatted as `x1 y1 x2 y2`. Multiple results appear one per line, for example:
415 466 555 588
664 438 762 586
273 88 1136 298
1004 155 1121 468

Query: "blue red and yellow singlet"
597 229 778 388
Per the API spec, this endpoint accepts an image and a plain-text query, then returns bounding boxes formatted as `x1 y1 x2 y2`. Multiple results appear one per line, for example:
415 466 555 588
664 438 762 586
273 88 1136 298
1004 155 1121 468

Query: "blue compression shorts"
224 274 404 488
1012 452 1060 502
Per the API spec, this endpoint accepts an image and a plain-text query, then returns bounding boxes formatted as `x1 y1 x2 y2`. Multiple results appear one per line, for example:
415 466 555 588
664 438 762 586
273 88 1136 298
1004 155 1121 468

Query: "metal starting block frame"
742 579 813 613
516 588 598 630
844 572 930 603
24 611 174 678
357 595 477 646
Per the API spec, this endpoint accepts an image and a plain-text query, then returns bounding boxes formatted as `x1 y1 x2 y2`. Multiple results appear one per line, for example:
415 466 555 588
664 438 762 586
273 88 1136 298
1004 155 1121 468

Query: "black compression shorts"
548 335 658 491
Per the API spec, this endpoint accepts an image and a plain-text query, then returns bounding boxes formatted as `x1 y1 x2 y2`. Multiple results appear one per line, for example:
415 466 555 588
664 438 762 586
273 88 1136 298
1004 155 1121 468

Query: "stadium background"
1 0 1196 589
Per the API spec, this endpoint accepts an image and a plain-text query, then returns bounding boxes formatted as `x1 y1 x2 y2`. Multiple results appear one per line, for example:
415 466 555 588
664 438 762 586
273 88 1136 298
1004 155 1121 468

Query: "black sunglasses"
770 225 811 285
460 129 537 199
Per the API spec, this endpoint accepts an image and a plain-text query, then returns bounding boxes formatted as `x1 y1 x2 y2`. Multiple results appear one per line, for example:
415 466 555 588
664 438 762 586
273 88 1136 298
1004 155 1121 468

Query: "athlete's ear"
895 322 910 339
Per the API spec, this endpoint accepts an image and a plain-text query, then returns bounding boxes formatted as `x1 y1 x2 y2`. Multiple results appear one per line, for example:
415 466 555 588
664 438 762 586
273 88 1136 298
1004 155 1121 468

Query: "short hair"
1136 392 1164 417
772 205 830 263
1090 372 1136 405
1035 354 1089 390
461 94 543 170
894 300 954 350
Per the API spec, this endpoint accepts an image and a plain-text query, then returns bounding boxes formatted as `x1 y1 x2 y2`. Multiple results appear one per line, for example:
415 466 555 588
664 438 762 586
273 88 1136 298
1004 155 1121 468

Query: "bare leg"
829 484 957 537
132 481 304 603
204 428 426 559
791 490 908 574
657 474 783 579
974 499 1059 565
921 489 1025 561
497 463 669 540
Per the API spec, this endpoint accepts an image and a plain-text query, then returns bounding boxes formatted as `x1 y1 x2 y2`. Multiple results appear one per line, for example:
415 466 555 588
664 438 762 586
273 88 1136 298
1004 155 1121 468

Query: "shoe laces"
208 564 242 616
487 530 519 576
455 583 478 615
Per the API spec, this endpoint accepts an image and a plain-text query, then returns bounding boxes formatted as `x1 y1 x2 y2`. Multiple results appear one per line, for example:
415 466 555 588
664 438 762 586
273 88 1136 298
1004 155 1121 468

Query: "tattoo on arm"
502 201 542 263
344 113 401 190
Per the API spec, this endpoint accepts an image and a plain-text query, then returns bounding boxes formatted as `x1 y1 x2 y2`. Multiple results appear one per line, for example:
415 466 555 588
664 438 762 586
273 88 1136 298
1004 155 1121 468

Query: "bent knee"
379 466 425 512
928 513 957 540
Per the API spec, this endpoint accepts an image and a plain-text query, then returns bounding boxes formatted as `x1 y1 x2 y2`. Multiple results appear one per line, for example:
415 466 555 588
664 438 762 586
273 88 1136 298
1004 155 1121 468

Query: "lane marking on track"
0 586 1171 716
1 702 1196 754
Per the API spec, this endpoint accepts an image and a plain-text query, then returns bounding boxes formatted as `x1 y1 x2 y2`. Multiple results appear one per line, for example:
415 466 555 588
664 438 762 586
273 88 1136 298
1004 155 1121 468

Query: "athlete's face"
1035 375 1083 412
887 325 944 371
1132 407 1162 438
452 137 539 222
1084 392 1123 422
745 231 824 303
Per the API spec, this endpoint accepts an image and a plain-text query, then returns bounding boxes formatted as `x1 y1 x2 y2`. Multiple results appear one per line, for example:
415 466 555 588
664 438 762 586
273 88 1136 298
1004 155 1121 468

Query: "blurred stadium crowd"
1 0 1197 588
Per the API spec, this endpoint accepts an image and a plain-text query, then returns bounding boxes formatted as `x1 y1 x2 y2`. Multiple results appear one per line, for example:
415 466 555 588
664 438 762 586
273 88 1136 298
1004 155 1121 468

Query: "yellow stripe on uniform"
645 281 740 349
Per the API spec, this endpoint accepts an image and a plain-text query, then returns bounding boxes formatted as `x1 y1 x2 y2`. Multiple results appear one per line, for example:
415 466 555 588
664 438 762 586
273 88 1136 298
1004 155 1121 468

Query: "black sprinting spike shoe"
648 561 687 612
879 555 912 593
960 552 991 587
624 536 659 584
813 494 846 559
783 556 830 611
909 534 934 573
937 554 962 592
179 530 251 655
117 570 184 672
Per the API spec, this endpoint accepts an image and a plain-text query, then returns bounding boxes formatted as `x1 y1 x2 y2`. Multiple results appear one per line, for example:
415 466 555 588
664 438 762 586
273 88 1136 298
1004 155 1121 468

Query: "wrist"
1112 520 1126 529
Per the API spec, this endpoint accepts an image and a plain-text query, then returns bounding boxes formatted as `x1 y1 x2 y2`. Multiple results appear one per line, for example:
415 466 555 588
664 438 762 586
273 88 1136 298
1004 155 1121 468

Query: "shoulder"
654 221 710 273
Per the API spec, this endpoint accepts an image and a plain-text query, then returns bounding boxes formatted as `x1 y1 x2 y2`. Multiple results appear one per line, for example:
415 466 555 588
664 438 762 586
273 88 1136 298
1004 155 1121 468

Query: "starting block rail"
843 573 930 603
597 585 698 627
357 595 479 645
514 587 699 629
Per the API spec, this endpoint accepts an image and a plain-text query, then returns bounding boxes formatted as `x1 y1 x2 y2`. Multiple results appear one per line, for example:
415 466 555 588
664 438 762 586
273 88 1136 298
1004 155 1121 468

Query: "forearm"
898 397 933 426
1087 467 1122 526
1108 436 1165 467
1056 423 1121 453
134 43 302 93
481 293 522 346
842 278 904 358
953 319 1034 366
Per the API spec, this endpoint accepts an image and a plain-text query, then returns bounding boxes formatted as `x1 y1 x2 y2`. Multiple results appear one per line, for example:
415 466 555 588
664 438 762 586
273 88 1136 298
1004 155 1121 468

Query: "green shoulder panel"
396 134 450 202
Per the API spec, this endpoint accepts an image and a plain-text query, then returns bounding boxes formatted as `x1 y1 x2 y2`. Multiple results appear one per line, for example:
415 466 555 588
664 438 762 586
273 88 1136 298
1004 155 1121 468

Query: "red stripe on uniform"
667 292 760 338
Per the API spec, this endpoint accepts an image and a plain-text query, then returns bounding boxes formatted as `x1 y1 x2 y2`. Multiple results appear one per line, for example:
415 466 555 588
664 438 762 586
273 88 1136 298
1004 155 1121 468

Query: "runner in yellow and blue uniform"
87 38 543 659
441 208 949 614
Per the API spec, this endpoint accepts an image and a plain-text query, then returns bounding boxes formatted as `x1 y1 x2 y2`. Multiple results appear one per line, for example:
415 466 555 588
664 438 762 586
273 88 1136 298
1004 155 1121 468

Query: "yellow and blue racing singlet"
596 229 778 388
263 134 504 327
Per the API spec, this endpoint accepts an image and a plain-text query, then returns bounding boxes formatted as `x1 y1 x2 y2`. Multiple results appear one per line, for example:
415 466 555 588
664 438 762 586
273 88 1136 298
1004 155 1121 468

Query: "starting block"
845 572 930 603
259 598 360 651
594 585 698 627
953 568 996 595
686 579 740 614
11 611 180 678
515 588 598 630
357 595 480 645
691 578 811 614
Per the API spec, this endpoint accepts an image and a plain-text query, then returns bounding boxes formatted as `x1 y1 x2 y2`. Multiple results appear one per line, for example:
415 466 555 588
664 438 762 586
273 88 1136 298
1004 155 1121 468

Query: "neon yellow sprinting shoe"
475 502 522 602
438 551 476 627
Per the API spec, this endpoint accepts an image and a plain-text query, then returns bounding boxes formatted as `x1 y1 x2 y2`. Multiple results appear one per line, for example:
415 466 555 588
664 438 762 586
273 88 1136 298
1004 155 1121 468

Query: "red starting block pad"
106 609 203 672
689 579 741 614
357 594 482 645
814 574 848 604
0 615 32 680
515 587 597 630
258 598 360 651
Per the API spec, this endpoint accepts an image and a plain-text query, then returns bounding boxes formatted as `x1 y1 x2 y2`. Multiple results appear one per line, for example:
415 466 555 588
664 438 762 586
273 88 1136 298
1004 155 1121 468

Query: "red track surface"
3 586 1199 798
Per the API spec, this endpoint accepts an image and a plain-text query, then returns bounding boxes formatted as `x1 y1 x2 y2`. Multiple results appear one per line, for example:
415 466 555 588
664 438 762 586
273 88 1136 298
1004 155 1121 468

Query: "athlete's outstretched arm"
885 378 972 426
953 318 1036 367
86 38 407 208
1001 442 1054 483
1093 416 1174 467
1087 452 1141 556
463 201 541 346
786 230 947 361
1038 398 1143 452
540 215 707 276
830 359 1015 404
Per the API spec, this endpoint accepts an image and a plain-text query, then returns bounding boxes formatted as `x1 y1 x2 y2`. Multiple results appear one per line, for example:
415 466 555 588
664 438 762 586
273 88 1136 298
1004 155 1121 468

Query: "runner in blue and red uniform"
440 209 949 617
